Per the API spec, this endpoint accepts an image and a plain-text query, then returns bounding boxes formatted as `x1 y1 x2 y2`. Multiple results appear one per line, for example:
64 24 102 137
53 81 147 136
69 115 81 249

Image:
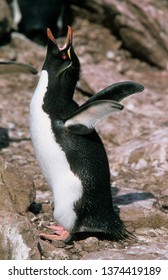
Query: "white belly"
30 70 83 230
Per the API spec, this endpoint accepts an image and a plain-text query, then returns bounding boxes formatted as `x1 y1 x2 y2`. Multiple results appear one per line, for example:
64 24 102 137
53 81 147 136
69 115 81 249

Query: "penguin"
0 61 37 75
30 26 144 242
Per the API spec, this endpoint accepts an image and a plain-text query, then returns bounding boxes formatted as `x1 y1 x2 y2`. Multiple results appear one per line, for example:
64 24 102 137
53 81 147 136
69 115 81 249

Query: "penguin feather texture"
30 26 144 241
30 70 83 230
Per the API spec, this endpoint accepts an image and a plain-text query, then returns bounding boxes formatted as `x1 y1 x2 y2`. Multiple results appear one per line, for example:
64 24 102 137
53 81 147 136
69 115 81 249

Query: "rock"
71 0 168 69
10 32 45 69
0 156 15 212
81 227 168 260
153 196 168 213
41 203 53 214
82 61 125 94
52 239 66 248
108 128 168 176
0 156 4 173
0 158 40 259
0 157 41 260
103 0 168 69
79 237 99 252
1 161 36 215
0 212 40 260
81 242 168 260
39 240 70 260
70 0 105 23
121 207 168 230
70 242 83 254
0 178 14 213
51 248 71 260
0 0 13 44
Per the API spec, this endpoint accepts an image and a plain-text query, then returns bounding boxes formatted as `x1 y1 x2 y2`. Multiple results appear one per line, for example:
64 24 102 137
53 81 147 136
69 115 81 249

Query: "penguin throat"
42 81 78 119
56 61 72 77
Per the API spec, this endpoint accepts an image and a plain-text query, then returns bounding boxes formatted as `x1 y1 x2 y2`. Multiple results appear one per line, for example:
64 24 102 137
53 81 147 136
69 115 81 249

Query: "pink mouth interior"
47 26 73 50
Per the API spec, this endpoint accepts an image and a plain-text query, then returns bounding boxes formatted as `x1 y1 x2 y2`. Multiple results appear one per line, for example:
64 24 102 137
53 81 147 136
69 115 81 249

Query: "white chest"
29 70 83 230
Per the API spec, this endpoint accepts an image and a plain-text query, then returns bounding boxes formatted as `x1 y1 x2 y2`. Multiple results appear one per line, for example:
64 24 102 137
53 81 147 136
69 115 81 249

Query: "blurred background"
0 0 168 260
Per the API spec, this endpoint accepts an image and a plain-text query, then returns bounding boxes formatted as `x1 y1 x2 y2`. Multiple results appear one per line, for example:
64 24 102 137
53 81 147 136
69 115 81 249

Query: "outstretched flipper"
0 61 38 75
65 100 123 134
82 81 144 106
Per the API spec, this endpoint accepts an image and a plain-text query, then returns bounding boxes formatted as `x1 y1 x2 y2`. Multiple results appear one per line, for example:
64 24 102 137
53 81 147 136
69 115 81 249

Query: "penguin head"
43 26 80 81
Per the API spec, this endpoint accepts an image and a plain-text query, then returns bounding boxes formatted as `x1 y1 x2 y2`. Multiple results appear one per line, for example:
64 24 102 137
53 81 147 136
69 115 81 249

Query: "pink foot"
45 225 65 235
39 225 69 241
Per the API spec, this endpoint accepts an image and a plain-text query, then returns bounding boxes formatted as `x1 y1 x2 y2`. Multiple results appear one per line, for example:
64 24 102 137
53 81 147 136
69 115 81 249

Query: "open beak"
47 26 73 50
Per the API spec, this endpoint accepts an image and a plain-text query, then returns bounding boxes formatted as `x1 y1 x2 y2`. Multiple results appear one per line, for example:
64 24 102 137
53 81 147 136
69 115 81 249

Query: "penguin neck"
42 69 78 120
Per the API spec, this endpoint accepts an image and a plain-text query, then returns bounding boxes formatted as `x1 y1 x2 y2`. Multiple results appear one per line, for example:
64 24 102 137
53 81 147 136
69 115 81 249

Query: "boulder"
103 0 168 69
39 240 71 260
71 0 168 69
0 157 40 259
0 212 40 260
1 161 36 215
0 177 14 213
70 0 105 23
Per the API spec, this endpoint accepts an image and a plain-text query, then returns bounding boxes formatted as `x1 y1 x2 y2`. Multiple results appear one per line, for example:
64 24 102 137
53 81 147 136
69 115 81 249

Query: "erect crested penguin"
0 61 37 75
30 26 144 242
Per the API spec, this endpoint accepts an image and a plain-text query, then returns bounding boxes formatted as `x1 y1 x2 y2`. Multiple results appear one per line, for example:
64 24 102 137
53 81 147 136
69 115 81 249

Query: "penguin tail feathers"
71 214 135 243
106 214 136 242
70 226 135 243
108 225 135 242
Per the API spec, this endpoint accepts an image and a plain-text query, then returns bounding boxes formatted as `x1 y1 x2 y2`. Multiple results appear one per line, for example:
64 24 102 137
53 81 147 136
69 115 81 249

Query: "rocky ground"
0 0 168 259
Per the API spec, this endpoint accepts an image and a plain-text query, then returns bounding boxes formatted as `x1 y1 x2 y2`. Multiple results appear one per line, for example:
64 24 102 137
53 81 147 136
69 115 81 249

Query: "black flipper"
0 61 38 75
65 100 124 134
81 81 144 106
